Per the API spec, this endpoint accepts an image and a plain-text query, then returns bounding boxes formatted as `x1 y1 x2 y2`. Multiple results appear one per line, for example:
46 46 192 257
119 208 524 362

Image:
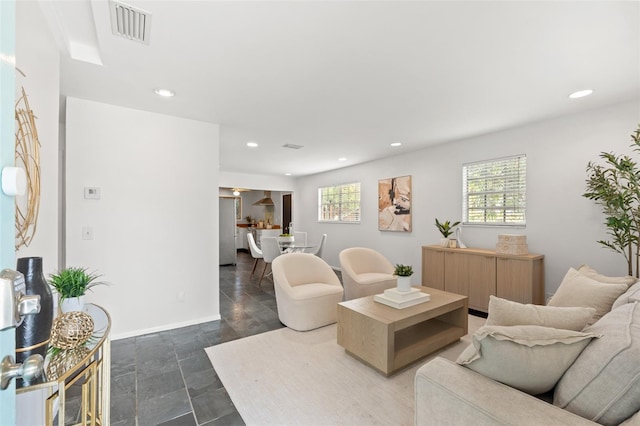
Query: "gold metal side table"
17 303 111 425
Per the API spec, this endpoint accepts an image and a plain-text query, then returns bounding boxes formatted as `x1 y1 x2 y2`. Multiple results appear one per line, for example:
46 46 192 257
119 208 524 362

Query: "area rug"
205 315 485 426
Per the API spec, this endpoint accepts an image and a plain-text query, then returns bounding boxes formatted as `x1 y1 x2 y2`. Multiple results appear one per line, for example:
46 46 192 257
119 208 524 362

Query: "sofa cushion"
485 295 595 331
578 264 637 288
553 302 640 425
612 280 640 310
456 325 598 395
548 268 628 325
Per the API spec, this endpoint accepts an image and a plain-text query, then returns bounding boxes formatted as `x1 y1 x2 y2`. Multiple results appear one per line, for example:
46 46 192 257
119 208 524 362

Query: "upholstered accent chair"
272 253 344 331
339 247 397 300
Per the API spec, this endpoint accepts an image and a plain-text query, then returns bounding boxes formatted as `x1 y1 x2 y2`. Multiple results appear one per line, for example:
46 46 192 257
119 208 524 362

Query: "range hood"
253 191 275 206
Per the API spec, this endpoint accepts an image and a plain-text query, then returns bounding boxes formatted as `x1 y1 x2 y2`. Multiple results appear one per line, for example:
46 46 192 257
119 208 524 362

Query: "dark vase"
16 257 54 386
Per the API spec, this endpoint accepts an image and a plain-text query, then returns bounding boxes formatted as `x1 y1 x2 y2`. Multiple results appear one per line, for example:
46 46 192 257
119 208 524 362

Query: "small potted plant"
394 264 414 292
49 267 107 313
435 218 460 247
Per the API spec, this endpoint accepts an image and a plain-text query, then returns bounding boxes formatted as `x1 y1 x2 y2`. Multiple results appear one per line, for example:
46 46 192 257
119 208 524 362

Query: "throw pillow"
612 281 640 310
548 268 628 324
554 302 640 425
485 295 595 331
456 325 598 395
578 264 637 288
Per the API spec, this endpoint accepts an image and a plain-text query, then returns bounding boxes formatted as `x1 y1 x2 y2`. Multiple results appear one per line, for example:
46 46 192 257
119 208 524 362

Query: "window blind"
463 155 526 225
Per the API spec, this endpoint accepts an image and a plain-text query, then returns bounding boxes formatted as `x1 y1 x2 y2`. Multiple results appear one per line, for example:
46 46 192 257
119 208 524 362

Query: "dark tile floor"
108 251 287 425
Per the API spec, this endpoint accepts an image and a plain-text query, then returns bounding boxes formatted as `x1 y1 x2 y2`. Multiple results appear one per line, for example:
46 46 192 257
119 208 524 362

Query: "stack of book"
374 287 430 309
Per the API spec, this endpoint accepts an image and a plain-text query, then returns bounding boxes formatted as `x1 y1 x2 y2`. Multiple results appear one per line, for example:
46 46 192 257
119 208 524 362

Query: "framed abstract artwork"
378 175 412 232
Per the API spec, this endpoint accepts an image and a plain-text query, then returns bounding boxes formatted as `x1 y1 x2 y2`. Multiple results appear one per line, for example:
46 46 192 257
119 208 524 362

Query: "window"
463 155 526 226
318 182 361 222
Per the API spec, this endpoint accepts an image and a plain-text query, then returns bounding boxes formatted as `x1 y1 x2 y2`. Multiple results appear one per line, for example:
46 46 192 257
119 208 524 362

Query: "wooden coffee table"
337 286 468 376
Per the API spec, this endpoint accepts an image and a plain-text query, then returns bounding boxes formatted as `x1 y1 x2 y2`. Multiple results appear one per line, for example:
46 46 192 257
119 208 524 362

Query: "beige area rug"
205 315 485 426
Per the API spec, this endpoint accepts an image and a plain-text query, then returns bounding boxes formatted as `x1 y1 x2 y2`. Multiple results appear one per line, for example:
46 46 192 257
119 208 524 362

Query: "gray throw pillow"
554 302 640 425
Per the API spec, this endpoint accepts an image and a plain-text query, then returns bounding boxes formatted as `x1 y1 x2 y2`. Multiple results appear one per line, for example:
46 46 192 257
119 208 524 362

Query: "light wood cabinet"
422 245 544 312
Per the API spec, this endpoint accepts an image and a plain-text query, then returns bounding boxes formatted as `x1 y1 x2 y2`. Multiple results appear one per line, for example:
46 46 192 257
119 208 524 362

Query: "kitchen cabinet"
421 245 544 312
236 227 248 250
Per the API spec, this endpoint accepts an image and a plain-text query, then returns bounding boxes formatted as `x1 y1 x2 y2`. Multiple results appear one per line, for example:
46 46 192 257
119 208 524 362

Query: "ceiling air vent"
109 0 152 45
282 144 304 150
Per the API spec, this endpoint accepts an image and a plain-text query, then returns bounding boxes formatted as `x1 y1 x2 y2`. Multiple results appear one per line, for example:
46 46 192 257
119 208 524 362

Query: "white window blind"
318 182 361 223
463 155 526 225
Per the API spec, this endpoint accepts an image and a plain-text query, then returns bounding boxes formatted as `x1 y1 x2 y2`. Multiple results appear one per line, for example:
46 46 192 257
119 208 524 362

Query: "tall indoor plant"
584 125 640 277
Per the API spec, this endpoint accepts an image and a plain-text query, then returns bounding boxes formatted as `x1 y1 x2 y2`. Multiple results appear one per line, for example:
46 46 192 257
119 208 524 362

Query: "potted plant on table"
49 267 107 313
435 218 460 248
394 264 414 292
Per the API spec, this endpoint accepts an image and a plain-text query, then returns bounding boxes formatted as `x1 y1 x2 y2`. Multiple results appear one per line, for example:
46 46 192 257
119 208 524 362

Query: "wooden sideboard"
421 245 544 312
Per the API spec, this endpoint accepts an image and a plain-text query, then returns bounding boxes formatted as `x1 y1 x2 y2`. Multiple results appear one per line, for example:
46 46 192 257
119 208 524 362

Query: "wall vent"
282 144 304 149
109 0 152 45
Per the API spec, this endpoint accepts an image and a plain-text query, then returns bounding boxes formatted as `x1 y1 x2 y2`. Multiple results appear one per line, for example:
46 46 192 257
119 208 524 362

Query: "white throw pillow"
486 295 595 331
548 268 628 324
578 264 637 288
456 325 598 395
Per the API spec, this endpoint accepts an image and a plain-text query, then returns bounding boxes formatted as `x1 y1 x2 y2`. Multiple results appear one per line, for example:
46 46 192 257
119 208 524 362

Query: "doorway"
282 193 292 233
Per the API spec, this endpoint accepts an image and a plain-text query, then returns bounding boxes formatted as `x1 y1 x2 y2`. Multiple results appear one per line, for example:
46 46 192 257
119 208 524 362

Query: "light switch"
84 187 101 199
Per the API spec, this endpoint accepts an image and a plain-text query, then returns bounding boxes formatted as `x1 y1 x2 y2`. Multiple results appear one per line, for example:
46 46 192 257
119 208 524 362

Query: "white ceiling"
44 1 639 177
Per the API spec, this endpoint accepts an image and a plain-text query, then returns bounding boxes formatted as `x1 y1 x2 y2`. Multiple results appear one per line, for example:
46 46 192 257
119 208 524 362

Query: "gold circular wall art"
15 86 41 250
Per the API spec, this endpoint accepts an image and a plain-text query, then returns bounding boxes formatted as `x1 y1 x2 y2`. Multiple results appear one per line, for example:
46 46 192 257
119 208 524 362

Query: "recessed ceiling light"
284 173 292 176
246 142 258 148
390 142 402 147
569 89 593 99
153 88 175 97
338 157 347 162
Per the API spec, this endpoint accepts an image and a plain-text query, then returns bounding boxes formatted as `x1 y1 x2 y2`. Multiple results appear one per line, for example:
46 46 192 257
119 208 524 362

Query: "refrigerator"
219 197 237 265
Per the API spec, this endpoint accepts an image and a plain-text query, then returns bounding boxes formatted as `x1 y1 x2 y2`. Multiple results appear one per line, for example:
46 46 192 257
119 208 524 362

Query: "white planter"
440 238 450 247
396 276 412 292
60 295 85 313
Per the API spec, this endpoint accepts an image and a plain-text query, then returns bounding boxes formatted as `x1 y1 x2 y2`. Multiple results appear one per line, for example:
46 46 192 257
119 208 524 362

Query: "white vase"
60 295 85 313
440 238 450 247
396 276 412 292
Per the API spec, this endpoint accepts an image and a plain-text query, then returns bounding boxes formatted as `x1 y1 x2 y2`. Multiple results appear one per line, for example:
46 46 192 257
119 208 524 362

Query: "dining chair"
247 233 263 278
259 237 283 286
305 234 327 258
293 231 307 246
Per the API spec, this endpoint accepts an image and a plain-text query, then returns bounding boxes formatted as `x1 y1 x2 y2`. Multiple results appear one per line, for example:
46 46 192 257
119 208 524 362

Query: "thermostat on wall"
84 187 101 200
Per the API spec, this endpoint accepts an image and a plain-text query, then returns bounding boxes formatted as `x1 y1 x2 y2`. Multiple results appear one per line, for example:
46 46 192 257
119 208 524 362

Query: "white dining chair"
259 237 283 286
305 234 327 258
293 231 307 246
247 233 263 278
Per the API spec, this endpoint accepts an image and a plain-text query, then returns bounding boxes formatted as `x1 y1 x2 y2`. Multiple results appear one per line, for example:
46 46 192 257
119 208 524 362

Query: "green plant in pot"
394 264 413 292
49 267 107 313
435 218 460 247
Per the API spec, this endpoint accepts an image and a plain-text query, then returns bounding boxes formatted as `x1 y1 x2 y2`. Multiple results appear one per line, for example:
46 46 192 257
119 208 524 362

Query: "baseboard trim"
111 314 222 340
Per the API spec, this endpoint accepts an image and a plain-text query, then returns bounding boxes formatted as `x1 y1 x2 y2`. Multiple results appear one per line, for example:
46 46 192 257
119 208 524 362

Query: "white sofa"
415 270 640 426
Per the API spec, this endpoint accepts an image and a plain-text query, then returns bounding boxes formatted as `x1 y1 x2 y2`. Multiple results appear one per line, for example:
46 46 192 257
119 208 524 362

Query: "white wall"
295 101 640 296
65 98 220 338
15 1 59 272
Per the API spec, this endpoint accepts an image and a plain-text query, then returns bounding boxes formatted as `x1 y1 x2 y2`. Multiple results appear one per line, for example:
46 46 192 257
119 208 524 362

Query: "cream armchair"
339 247 397 300
272 253 344 331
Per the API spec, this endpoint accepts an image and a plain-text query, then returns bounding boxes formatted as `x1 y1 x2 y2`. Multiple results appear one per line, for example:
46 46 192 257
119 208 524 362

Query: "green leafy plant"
279 233 293 237
584 124 640 277
394 264 413 277
435 218 461 238
49 267 107 300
